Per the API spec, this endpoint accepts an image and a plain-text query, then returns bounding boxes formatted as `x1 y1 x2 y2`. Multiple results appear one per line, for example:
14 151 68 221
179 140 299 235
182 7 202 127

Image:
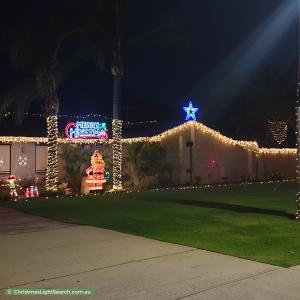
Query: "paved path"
1 207 300 300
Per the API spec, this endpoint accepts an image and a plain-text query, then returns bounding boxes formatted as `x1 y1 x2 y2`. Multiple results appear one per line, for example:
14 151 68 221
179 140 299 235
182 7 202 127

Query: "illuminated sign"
65 121 108 140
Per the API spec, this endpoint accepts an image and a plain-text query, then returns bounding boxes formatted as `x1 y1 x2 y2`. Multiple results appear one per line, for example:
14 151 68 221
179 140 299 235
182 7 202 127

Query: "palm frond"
0 78 44 124
126 25 191 56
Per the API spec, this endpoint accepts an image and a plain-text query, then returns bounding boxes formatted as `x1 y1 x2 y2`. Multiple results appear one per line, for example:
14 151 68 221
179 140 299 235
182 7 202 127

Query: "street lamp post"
186 141 193 185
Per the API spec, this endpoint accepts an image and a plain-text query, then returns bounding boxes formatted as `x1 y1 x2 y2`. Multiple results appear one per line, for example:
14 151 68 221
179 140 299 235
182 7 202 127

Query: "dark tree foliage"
216 64 296 146
124 142 171 188
59 145 93 192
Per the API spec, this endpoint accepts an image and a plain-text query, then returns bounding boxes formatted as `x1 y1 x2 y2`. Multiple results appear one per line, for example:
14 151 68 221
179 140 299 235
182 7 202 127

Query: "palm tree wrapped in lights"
0 5 103 191
85 0 189 190
44 84 59 191
0 37 78 191
111 1 124 190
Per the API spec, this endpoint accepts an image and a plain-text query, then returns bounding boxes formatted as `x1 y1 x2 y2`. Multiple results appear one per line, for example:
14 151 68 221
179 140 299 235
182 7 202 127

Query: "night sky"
0 0 298 145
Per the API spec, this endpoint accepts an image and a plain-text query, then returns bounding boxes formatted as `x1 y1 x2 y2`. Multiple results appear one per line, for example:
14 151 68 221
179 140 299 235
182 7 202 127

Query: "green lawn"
3 181 300 267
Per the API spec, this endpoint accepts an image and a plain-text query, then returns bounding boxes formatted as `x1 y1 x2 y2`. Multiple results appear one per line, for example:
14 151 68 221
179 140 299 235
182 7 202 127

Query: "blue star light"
183 101 199 121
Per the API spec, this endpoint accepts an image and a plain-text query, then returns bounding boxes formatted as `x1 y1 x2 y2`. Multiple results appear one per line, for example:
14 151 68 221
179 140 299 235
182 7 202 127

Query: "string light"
58 113 111 120
4 111 112 120
259 148 296 155
21 178 294 200
3 111 156 125
18 155 28 166
46 115 58 191
0 136 110 145
112 119 123 190
123 121 260 152
59 138 111 145
0 136 48 144
0 120 297 194
268 120 288 145
122 137 151 144
0 121 296 153
126 120 157 126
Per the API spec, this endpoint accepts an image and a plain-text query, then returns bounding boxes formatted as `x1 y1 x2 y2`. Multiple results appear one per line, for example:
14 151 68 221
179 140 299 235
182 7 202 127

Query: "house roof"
0 120 296 155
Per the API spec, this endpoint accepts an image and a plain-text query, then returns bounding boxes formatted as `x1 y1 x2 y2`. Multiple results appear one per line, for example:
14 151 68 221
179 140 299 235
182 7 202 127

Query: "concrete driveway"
1 206 300 300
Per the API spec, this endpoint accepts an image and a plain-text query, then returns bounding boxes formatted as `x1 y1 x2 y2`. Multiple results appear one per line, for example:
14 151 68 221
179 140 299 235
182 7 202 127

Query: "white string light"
46 115 58 191
36 178 295 200
122 121 260 152
0 121 296 154
0 120 296 195
0 136 110 144
18 155 28 166
112 119 123 190
268 120 288 145
259 148 296 155
3 111 157 125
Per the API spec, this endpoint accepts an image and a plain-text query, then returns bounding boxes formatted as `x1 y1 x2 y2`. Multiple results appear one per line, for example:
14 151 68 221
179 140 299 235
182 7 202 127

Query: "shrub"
124 143 172 189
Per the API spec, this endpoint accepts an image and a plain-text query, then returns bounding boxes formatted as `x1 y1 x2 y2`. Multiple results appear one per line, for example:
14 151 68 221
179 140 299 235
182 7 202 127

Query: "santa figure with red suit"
85 150 106 192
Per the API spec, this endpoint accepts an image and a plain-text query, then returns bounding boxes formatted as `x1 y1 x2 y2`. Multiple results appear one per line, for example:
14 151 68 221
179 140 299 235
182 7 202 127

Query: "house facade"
0 121 296 185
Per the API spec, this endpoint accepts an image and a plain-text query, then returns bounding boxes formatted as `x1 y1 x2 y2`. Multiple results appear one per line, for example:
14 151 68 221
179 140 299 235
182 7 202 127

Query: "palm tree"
1 4 104 191
84 0 189 190
1 35 71 191
1 0 188 191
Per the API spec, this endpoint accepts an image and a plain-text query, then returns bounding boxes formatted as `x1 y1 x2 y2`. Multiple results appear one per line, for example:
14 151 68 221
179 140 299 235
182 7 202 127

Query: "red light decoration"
84 150 108 193
25 186 39 199
210 159 218 167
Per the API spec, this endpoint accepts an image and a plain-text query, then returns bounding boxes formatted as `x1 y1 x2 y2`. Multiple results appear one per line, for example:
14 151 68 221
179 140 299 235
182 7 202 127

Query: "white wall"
36 146 48 172
0 143 48 180
0 145 10 174
11 144 36 179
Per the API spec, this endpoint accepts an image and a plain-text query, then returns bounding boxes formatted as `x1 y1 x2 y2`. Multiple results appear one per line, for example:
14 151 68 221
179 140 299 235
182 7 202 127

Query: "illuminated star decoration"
183 101 199 121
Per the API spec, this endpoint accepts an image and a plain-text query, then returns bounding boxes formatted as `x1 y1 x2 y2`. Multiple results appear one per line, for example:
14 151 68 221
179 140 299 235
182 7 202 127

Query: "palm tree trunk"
45 89 59 191
111 0 123 190
46 115 59 191
112 69 123 190
113 73 122 119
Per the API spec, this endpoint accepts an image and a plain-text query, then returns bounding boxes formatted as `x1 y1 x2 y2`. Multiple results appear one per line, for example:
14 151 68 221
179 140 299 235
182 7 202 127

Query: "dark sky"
0 0 298 145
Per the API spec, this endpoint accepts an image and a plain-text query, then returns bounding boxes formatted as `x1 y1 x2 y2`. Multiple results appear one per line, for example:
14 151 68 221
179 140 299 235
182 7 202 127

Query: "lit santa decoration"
82 150 110 194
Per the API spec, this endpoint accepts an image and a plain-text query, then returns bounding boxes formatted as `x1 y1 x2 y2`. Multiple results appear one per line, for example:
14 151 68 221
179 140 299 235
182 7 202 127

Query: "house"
0 121 296 185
